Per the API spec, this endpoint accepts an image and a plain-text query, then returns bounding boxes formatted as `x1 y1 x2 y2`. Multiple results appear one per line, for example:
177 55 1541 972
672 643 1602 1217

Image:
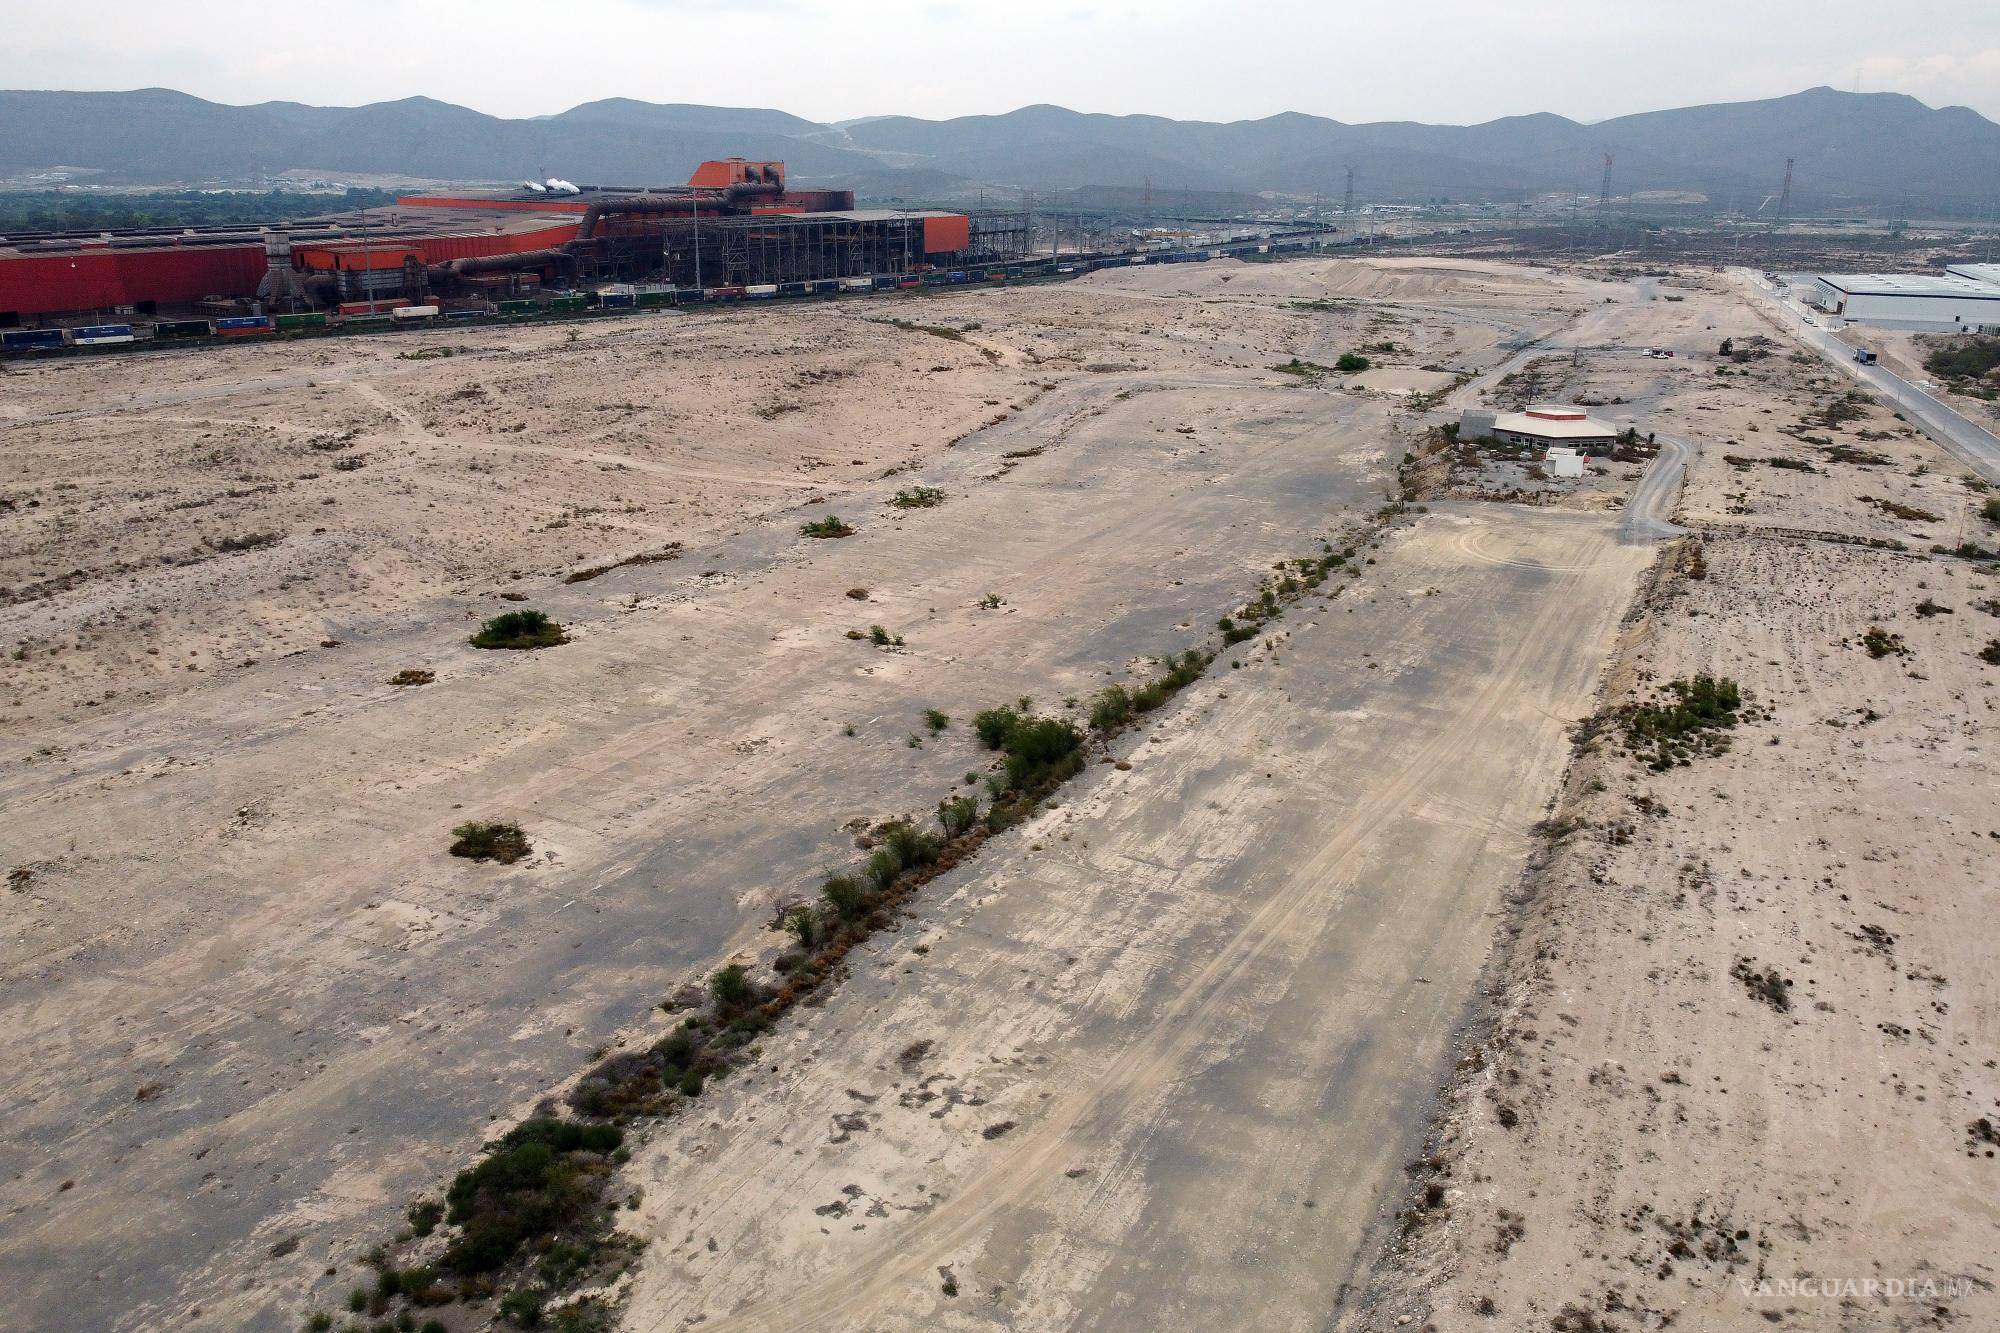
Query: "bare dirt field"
1 256 1610 1331
9 252 1986 1333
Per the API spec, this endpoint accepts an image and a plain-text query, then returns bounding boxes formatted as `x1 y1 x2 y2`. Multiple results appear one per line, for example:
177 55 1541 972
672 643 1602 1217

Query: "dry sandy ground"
1 256 1632 1331
1361 281 2000 1332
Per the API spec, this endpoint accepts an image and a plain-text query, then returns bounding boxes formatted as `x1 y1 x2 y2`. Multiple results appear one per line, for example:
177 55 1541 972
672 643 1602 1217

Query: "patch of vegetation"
441 1118 623 1274
1334 352 1372 373
1923 336 2000 382
923 708 950 732
1864 496 1940 523
470 610 567 650
449 822 532 864
799 516 855 539
1271 358 1330 377
889 486 947 509
1915 598 1954 618
389 668 435 687
1732 958 1793 1012
0 186 397 233
1980 639 2000 666
397 346 455 361
886 318 967 342
1860 626 1909 659
1619 675 1743 770
563 545 682 584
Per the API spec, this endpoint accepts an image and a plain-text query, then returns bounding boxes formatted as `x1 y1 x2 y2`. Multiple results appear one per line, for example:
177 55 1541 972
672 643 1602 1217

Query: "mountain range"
3 86 1996 214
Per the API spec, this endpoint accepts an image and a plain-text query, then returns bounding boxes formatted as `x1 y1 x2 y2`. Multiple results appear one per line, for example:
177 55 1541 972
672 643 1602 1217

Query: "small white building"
1544 447 1587 478
1808 273 2000 331
1462 403 1620 454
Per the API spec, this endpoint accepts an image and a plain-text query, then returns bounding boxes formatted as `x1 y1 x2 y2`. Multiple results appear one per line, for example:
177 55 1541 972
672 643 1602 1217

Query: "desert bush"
441 1119 621 1274
924 708 949 731
890 487 947 509
470 610 566 650
1620 674 1742 770
865 846 904 891
709 964 754 1012
783 906 818 948
800 516 854 538
449 822 531 864
938 795 979 838
973 705 1024 749
1335 352 1371 372
389 668 435 687
884 821 941 869
1089 685 1132 730
821 874 867 918
1861 625 1909 659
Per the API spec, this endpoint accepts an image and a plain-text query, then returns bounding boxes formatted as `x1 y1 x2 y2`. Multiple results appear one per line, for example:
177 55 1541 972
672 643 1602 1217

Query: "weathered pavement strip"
616 504 1654 1332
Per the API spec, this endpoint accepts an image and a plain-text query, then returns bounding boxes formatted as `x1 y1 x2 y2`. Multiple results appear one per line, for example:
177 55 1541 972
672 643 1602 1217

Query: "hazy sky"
4 0 1998 125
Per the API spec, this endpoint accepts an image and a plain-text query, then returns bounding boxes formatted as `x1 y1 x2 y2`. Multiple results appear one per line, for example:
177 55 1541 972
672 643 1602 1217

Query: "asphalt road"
1732 267 2000 485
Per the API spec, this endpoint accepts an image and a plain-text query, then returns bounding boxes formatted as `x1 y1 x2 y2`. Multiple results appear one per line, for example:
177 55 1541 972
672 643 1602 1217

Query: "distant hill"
2 86 1994 214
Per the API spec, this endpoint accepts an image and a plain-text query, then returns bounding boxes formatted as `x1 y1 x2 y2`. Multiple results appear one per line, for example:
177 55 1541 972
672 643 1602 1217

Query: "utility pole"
1777 157 1794 225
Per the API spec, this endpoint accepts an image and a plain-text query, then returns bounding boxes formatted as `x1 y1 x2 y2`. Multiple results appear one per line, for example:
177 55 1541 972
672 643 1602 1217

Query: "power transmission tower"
1598 151 1614 223
1777 157 1794 225
1343 165 1355 220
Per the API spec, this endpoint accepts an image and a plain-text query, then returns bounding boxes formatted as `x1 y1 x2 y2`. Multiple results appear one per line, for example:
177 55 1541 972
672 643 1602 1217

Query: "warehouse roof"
1816 273 2000 301
1944 263 2000 289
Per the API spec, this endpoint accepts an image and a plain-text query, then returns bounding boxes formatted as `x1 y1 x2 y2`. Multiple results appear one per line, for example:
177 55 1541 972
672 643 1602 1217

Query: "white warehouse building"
1808 272 2000 331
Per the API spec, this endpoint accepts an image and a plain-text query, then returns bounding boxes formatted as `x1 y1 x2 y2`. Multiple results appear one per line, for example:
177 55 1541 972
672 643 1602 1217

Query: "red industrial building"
1 160 1022 324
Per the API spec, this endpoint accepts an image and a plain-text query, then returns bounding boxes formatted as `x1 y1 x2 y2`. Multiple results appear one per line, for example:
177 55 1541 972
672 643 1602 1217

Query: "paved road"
1732 268 2000 485
1622 431 1693 542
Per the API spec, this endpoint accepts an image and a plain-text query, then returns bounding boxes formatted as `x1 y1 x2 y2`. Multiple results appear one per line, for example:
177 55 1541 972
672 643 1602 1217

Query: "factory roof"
1816 273 2000 301
798 209 966 223
1944 263 2000 289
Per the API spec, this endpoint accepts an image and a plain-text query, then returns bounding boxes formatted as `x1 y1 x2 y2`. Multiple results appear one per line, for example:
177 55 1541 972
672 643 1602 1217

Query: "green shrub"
406 1198 443 1237
938 795 979 838
449 822 531 864
1089 685 1132 730
1980 639 2000 665
498 1285 548 1327
1335 352 1371 372
884 822 941 869
865 846 903 891
800 516 855 539
783 905 818 947
1621 674 1742 770
890 486 947 509
923 707 950 732
469 610 566 650
821 874 867 918
869 624 893 646
1861 625 1908 659
973 705 1024 749
389 668 435 687
441 1120 621 1274
709 964 754 1011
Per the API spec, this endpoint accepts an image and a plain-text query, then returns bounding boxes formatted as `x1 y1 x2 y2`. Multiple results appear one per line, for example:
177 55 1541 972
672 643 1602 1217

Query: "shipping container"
597 292 636 308
344 314 394 332
872 275 900 290
444 308 490 321
744 284 778 299
548 295 589 312
675 288 707 304
636 286 676 307
777 281 808 298
2 328 68 352
72 323 137 345
707 286 746 301
840 277 873 292
497 299 539 317
275 312 329 332
390 305 440 322
155 318 214 338
214 315 274 336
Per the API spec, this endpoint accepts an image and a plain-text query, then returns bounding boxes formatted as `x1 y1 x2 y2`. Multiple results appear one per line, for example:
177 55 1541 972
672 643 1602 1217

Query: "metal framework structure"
578 209 1031 288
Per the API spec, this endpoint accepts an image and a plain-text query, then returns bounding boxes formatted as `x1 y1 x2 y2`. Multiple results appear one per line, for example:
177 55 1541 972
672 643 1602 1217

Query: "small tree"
822 874 867 918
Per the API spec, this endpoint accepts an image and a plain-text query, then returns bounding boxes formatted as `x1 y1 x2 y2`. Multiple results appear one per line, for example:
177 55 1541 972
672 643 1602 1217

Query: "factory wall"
1840 291 2000 327
0 244 266 319
923 214 971 254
